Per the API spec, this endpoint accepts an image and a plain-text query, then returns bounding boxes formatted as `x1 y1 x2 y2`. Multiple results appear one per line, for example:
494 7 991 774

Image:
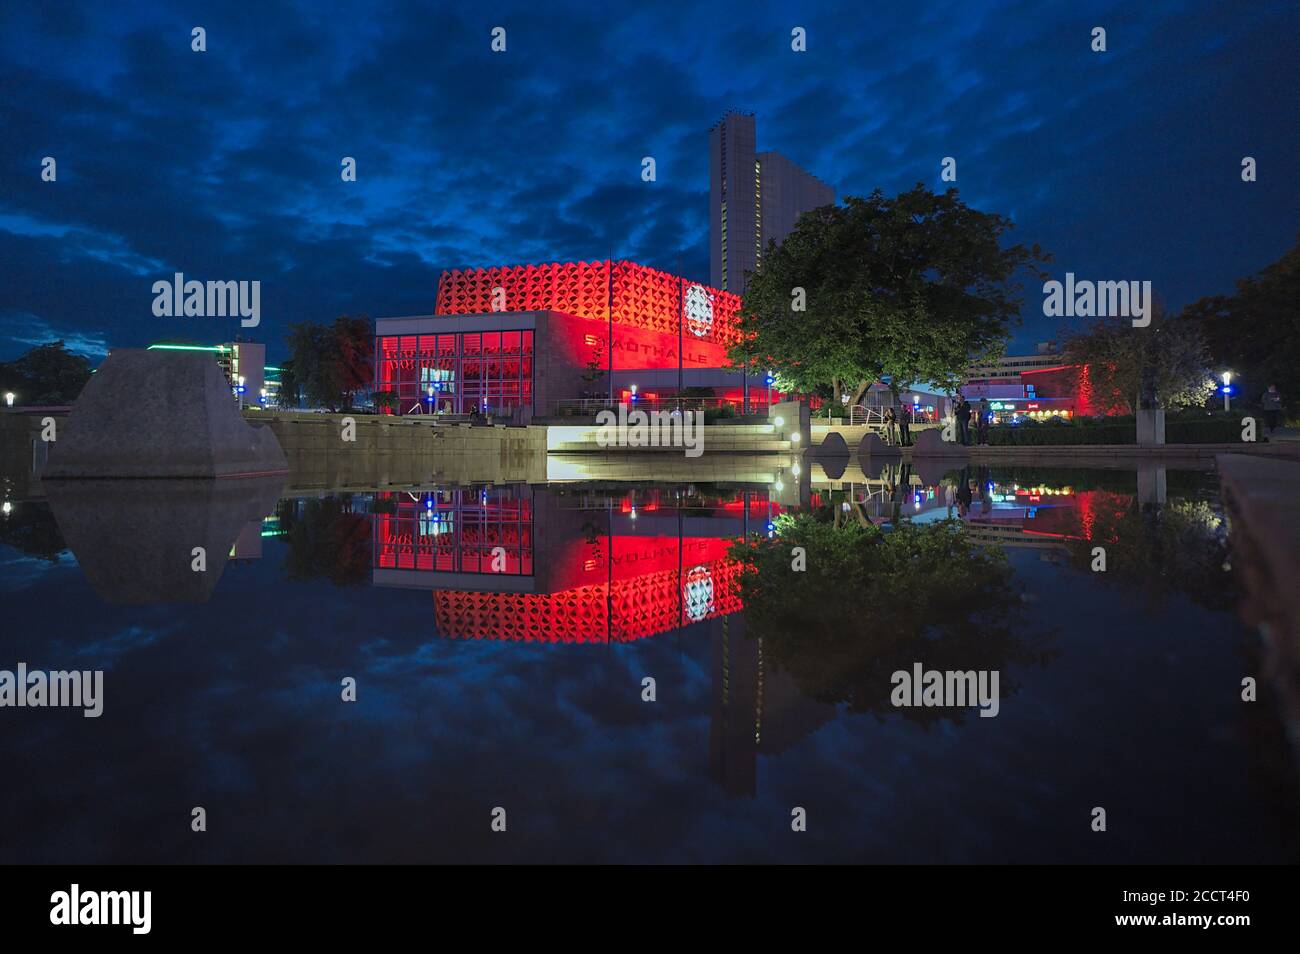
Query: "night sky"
1 0 1297 363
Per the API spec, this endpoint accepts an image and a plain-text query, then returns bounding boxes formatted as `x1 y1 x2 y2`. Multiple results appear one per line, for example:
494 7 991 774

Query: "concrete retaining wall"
253 412 549 489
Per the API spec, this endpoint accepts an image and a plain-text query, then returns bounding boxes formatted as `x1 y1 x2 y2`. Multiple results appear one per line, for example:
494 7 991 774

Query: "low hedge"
985 424 1132 445
984 417 1248 445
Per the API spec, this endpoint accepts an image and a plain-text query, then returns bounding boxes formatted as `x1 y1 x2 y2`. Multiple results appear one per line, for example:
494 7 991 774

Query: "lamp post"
1221 371 1232 413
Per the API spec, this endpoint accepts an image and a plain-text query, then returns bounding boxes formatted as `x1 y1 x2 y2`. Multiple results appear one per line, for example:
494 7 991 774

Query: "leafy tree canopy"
286 315 374 411
730 186 1050 402
1062 305 1214 413
1182 235 1300 407
0 341 94 405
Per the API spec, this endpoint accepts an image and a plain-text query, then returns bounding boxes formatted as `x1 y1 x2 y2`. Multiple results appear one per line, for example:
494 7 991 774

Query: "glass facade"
377 330 534 414
373 488 533 575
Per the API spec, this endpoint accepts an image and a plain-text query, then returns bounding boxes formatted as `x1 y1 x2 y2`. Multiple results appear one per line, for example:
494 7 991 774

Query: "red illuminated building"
375 260 772 420
370 486 778 643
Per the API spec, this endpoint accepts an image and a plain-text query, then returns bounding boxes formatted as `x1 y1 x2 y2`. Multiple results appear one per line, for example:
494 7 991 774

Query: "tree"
0 341 93 405
333 315 375 408
1183 236 1300 410
580 338 606 398
1062 305 1215 414
286 316 375 411
730 186 1050 406
276 359 300 408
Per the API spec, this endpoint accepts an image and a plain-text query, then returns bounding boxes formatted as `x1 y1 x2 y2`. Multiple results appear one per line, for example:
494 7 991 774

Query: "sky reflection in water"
0 466 1296 863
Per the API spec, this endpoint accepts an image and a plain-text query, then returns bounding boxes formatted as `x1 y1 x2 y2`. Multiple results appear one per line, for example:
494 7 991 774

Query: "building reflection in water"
370 483 837 796
363 473 1135 796
371 485 769 643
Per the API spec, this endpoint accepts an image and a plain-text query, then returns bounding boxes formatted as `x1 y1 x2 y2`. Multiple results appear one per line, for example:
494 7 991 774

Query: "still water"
1 465 1296 863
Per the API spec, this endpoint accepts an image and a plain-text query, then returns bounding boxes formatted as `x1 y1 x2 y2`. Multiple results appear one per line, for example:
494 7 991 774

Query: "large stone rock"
912 426 968 457
813 430 849 458
44 349 287 478
855 430 900 469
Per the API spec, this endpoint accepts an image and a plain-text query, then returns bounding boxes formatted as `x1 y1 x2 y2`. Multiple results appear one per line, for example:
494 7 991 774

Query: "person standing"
976 399 991 445
883 406 897 446
898 401 913 447
955 394 971 446
1261 385 1283 435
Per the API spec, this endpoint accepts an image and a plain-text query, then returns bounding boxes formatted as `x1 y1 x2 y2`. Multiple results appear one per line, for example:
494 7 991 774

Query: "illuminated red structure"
435 260 743 347
1020 364 1105 417
376 260 766 419
371 486 774 642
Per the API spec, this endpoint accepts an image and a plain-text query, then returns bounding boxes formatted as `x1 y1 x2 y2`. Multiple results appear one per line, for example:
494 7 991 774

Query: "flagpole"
677 256 683 404
607 253 614 406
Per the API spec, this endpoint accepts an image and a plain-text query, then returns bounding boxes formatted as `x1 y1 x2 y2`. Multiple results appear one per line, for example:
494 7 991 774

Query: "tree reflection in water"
277 495 372 586
730 514 1054 725
1062 495 1238 613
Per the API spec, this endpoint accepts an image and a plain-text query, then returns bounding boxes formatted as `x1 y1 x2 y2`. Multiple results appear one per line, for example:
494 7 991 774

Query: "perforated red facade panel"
434 260 743 348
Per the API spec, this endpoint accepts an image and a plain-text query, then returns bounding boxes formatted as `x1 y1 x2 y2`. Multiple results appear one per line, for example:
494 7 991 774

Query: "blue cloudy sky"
1 0 1296 362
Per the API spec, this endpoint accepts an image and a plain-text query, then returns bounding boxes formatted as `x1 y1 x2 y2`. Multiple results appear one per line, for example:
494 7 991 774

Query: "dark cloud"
1 0 1297 361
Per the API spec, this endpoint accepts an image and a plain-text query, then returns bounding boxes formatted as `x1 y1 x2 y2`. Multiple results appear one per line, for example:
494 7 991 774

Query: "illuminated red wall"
1022 364 1093 415
436 259 742 357
432 541 744 643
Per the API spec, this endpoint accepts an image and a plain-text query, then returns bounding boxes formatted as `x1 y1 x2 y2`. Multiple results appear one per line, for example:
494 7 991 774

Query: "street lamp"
1221 371 1232 413
4 392 13 407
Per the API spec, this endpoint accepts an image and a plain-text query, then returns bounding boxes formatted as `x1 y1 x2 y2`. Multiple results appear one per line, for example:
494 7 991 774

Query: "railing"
544 397 752 419
849 405 885 426
849 405 943 427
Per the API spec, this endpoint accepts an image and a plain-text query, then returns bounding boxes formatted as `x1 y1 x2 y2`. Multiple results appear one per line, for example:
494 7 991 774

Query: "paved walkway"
1216 454 1300 746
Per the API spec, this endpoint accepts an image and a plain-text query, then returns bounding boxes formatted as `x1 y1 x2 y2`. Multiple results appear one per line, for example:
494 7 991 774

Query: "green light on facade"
147 344 231 353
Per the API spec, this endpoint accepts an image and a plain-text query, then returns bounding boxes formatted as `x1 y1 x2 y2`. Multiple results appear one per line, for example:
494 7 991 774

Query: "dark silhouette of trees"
0 341 93 405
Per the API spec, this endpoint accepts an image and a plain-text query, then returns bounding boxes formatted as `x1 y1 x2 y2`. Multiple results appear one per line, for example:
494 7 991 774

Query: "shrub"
985 414 1248 445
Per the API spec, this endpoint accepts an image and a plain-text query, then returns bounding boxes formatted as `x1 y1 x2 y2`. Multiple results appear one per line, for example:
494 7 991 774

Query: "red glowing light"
435 260 743 346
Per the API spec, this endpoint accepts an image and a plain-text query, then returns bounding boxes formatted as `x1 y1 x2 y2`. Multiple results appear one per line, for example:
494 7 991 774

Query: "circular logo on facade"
683 564 715 621
684 284 714 338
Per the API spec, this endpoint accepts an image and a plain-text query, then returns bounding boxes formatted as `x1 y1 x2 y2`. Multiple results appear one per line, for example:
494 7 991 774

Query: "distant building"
708 111 834 295
964 343 1065 383
960 345 1093 421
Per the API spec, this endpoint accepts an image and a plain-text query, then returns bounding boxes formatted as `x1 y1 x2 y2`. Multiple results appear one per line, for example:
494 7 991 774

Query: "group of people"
881 404 913 446
952 394 992 446
881 396 992 446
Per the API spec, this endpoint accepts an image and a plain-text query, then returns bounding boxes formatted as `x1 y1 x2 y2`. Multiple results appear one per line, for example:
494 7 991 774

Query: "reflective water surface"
1 464 1296 863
